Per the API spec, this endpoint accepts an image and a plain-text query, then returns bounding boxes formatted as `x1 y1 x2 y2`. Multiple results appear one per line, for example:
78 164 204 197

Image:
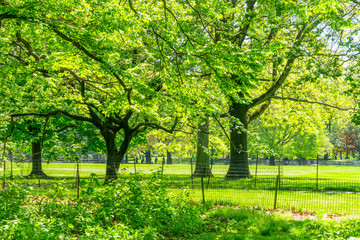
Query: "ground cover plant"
191 207 360 240
0 171 205 239
1 172 360 239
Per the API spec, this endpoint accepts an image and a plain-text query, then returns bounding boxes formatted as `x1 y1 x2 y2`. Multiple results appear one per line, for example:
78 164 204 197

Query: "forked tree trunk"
103 129 131 183
225 101 251 179
28 141 49 179
193 116 212 177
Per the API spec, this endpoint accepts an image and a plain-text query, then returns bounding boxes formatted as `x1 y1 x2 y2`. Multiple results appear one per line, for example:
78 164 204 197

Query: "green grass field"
4 162 360 179
2 162 360 215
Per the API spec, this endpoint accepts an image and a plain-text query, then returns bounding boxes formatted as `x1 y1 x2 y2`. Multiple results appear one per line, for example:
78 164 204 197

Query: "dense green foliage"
2 0 360 238
0 172 204 239
1 175 360 239
1 0 359 180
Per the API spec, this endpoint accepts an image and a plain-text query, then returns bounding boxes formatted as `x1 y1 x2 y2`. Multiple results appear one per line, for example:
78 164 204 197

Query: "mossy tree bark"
27 140 49 178
226 101 251 179
193 116 213 177
27 124 50 179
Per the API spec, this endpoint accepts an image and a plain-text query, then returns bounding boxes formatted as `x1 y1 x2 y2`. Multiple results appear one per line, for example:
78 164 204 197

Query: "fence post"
274 174 280 210
76 160 80 199
10 151 13 180
278 164 281 190
161 160 165 179
134 157 137 176
316 155 319 190
254 154 258 188
201 175 205 204
191 155 194 187
206 162 213 189
3 158 6 190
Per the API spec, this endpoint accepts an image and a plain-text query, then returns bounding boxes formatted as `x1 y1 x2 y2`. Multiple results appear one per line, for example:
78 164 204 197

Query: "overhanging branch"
272 96 355 111
133 116 179 135
248 100 271 122
11 110 95 123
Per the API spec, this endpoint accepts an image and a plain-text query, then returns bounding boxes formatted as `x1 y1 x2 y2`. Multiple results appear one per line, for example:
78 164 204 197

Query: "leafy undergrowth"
1 171 204 239
1 172 360 240
190 206 360 240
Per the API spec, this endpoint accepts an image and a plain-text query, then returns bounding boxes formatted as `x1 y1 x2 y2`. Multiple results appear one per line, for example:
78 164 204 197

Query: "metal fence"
2 159 360 216
201 174 360 215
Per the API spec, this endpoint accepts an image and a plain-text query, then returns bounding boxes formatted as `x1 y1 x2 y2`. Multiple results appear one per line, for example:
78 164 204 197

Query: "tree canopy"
1 0 360 181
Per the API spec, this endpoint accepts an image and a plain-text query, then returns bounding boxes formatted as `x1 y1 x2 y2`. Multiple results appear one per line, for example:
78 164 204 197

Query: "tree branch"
11 110 95 123
15 32 40 62
128 0 137 14
272 96 355 111
133 116 179 135
232 0 256 48
48 25 133 105
247 100 271 122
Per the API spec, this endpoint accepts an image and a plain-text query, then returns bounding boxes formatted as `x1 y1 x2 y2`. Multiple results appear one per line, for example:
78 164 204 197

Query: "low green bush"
0 170 204 239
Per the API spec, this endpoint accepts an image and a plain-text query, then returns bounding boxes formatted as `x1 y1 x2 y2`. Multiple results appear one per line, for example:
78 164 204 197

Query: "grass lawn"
179 188 360 215
4 162 360 179
2 162 360 215
2 175 360 239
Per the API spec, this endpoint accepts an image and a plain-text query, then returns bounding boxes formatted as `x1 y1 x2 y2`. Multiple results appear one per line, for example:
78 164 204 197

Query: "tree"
0 26 101 178
249 87 348 163
155 0 359 178
337 125 360 159
0 1 184 182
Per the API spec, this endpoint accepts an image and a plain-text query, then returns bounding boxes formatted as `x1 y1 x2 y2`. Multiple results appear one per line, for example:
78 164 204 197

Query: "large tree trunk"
193 116 212 177
103 128 132 183
145 150 152 164
104 131 119 182
166 151 172 164
269 156 276 166
27 141 49 179
225 101 251 179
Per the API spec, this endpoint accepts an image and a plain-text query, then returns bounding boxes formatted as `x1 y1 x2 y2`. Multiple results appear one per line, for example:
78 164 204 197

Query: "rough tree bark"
226 101 251 179
27 140 50 178
102 127 131 183
193 116 213 177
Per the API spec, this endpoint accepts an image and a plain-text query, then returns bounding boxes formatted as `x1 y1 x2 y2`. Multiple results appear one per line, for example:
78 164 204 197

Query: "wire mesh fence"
1 159 360 215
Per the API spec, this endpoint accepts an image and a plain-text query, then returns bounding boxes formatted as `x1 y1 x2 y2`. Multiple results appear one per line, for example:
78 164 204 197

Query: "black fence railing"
1 161 360 215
